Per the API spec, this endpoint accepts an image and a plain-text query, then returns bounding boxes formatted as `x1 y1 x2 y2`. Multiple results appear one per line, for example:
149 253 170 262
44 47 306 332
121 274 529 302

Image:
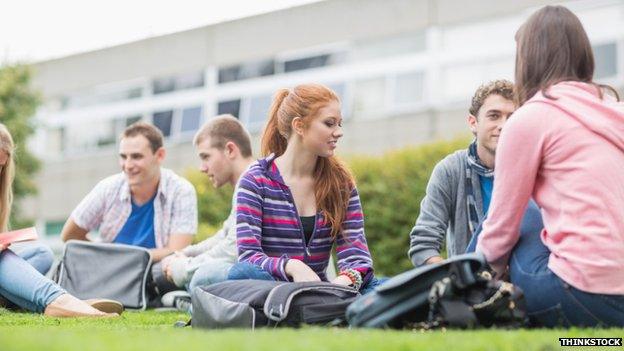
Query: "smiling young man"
159 115 254 311
61 122 197 275
408 80 515 266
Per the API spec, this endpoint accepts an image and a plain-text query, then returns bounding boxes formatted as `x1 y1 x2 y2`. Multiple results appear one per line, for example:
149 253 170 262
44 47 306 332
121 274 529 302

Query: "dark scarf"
465 140 494 235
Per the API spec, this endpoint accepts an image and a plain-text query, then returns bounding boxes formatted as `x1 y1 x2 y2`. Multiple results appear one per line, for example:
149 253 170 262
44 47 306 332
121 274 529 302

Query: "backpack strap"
264 282 358 322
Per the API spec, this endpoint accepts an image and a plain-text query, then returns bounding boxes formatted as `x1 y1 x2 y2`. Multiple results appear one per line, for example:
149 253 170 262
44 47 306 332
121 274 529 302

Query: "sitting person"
229 83 381 294
161 115 254 304
476 5 624 327
408 80 516 266
0 123 121 317
60 122 197 296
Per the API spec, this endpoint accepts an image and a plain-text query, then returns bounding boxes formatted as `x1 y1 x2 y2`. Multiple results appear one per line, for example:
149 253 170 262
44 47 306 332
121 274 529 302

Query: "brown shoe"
85 299 124 315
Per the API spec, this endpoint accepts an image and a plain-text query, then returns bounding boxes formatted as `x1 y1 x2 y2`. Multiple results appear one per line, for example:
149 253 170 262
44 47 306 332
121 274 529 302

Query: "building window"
353 77 386 118
353 32 426 61
283 54 332 73
245 95 272 130
125 115 142 127
217 99 241 119
594 42 617 79
153 77 176 94
114 115 143 138
66 119 116 152
126 87 143 99
393 71 425 106
64 86 144 110
176 71 205 90
153 110 174 137
442 64 485 101
180 106 203 134
218 59 275 84
152 70 204 95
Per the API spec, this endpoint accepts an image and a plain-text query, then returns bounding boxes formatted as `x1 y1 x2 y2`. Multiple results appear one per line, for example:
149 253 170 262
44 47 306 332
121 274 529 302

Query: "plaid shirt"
70 168 197 248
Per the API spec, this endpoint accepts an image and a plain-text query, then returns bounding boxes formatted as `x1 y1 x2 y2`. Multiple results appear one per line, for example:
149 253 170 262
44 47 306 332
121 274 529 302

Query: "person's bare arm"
425 256 445 264
60 218 90 242
149 233 193 262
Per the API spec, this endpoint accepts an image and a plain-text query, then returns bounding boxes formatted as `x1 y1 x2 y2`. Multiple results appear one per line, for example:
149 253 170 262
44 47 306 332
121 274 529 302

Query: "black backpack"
191 280 359 329
346 253 527 329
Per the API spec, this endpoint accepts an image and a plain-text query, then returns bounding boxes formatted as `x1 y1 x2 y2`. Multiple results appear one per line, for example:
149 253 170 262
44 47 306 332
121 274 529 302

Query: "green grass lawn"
0 309 622 351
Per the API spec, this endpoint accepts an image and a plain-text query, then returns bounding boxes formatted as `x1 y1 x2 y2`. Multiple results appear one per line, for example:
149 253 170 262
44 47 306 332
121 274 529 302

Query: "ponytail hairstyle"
0 123 16 232
261 84 356 238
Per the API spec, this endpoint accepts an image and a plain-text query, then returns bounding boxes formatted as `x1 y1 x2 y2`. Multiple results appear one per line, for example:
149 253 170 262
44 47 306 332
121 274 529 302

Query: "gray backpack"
56 240 152 310
191 280 360 329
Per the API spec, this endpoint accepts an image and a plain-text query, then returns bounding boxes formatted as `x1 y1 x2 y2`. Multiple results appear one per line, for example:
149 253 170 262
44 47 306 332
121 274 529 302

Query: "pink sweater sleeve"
476 104 548 275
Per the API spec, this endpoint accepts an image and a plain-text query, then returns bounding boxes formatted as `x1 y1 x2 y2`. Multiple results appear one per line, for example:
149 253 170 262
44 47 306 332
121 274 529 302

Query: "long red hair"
261 83 355 238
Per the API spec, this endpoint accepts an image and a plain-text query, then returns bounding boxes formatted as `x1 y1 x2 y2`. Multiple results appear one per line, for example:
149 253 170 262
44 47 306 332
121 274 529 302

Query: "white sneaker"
161 290 191 308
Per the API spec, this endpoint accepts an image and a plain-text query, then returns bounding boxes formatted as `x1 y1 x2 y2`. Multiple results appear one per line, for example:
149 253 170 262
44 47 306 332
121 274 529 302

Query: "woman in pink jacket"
476 5 624 327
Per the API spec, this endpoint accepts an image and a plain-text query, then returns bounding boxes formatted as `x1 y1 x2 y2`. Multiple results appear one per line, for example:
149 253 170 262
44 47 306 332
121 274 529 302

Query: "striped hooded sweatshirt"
235 154 374 284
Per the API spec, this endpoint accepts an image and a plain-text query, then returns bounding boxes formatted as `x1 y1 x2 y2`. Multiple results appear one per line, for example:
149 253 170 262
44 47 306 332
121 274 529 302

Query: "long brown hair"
261 84 355 237
0 123 16 232
514 5 619 106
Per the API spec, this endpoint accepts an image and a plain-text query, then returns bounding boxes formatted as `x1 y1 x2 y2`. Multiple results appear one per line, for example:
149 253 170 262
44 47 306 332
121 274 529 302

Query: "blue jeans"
187 260 233 294
12 242 55 275
227 262 385 295
0 249 65 313
469 200 624 327
466 199 543 254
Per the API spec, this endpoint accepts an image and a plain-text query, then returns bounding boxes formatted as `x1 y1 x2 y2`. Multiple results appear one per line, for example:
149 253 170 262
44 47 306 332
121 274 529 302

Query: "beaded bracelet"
339 268 363 291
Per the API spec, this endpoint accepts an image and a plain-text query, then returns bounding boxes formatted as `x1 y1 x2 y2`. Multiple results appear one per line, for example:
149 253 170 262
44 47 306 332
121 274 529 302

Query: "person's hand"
285 259 321 282
0 242 10 252
173 251 187 258
425 256 445 265
161 255 175 282
164 262 175 282
331 274 353 287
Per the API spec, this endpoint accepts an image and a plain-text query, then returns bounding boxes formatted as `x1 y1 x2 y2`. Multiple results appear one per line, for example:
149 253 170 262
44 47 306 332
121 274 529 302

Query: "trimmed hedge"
186 136 470 276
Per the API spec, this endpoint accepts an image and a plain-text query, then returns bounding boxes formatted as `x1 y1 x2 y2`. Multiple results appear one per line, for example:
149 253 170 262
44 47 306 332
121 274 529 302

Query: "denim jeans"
466 200 543 254
508 210 624 327
227 262 385 295
12 241 55 275
469 200 624 327
187 260 233 294
0 249 65 313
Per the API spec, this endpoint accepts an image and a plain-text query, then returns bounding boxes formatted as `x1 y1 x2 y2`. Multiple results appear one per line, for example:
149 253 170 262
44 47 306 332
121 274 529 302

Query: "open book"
0 227 38 246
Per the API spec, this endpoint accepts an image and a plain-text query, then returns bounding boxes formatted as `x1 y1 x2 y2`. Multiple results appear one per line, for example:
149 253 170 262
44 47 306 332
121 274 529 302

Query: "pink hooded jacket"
477 81 624 294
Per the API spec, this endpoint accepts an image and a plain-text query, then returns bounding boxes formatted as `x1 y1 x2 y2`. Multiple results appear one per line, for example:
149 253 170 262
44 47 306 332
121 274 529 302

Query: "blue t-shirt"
479 175 494 216
113 195 156 248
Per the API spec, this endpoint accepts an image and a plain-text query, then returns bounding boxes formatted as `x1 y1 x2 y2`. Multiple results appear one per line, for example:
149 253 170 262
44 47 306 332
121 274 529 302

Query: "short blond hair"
194 115 252 157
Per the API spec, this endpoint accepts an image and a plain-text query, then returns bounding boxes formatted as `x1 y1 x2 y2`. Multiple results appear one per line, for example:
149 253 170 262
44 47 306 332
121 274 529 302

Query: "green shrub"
187 136 470 275
349 137 470 276
184 170 233 243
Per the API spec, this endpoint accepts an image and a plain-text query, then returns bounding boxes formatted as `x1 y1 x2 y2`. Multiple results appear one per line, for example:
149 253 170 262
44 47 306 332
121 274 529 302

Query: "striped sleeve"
335 186 374 282
236 172 290 281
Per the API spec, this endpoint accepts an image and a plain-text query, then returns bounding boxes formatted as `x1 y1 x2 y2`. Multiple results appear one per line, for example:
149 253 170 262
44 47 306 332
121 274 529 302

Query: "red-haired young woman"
229 83 381 294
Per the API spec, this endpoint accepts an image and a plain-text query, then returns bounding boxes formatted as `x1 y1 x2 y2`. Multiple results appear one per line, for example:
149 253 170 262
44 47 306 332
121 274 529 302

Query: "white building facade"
25 0 624 242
